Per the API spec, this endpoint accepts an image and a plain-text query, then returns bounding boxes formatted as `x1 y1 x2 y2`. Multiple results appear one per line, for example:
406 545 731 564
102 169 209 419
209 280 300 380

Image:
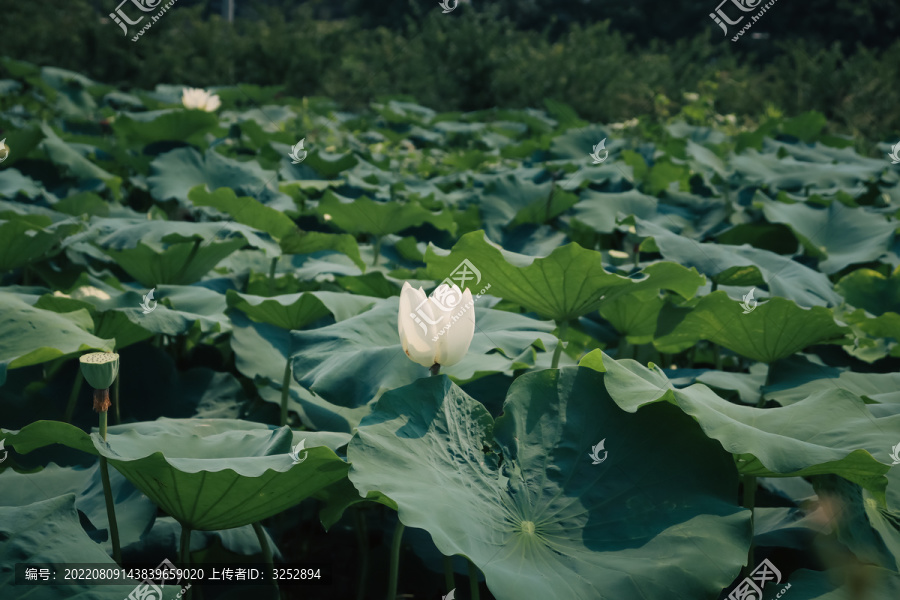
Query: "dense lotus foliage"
1 58 899 600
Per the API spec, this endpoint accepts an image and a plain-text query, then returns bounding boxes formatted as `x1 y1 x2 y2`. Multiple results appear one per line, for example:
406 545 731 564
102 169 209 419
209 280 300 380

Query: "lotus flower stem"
280 359 292 427
112 371 121 425
429 363 441 377
386 521 404 600
467 559 480 600
442 555 454 593
172 239 201 284
268 257 278 295
353 508 370 600
99 455 122 564
252 522 280 599
180 524 192 598
372 236 382 266
64 370 84 423
551 321 568 369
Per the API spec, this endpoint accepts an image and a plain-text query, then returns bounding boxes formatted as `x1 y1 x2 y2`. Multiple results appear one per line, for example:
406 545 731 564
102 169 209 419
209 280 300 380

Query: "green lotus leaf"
147 147 287 210
1 419 350 531
0 216 65 271
583 352 895 503
0 291 114 386
731 149 883 193
0 495 182 600
348 369 750 599
300 149 359 178
778 567 900 599
653 292 849 361
765 356 900 405
0 462 158 552
760 198 895 274
83 219 271 285
636 218 841 307
424 230 705 322
471 167 551 240
598 288 665 344
291 298 557 408
226 289 379 331
229 309 371 432
188 186 365 269
112 109 219 145
38 124 122 199
570 188 658 233
836 266 900 316
315 190 457 236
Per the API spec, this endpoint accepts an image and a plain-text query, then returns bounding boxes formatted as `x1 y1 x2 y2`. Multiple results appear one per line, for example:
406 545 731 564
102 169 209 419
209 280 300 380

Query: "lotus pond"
0 60 899 600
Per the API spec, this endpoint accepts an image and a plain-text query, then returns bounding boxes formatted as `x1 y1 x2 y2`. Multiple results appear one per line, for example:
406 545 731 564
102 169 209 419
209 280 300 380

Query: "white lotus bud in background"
398 281 474 369
181 87 221 112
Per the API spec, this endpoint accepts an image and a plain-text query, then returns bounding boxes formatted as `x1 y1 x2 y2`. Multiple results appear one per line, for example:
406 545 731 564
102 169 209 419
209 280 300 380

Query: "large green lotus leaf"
471 167 551 240
653 292 849 361
424 230 704 322
113 109 219 145
82 219 273 285
229 310 371 431
584 352 894 503
836 266 900 316
291 298 557 408
349 369 750 600
315 190 457 235
0 216 64 271
776 567 900 600
760 199 895 274
299 149 359 178
812 471 900 573
36 283 230 344
731 150 883 193
765 357 900 405
187 186 365 269
569 188 658 233
636 219 841 307
0 291 114 385
1 419 350 531
0 495 183 600
598 288 665 344
38 124 122 199
0 461 155 552
147 147 285 209
226 289 379 330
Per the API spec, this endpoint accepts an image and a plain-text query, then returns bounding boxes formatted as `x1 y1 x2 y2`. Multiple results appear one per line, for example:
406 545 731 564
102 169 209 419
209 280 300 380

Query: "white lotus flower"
181 87 221 112
398 281 474 368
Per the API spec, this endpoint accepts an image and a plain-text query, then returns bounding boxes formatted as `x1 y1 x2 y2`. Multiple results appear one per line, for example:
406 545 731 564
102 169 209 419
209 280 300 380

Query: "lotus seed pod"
79 352 120 390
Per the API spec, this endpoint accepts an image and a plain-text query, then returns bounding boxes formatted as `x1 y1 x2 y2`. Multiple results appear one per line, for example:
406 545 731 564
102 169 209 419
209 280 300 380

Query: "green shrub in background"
1 0 899 151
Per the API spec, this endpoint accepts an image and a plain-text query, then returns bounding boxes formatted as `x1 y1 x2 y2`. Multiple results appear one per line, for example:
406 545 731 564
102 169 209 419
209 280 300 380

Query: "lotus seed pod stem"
93 387 111 414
